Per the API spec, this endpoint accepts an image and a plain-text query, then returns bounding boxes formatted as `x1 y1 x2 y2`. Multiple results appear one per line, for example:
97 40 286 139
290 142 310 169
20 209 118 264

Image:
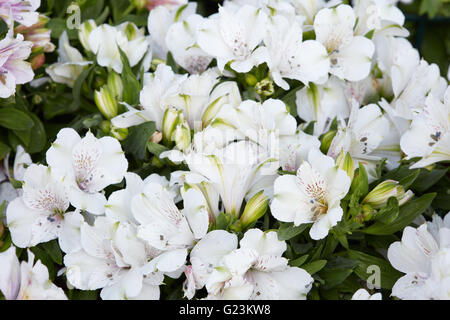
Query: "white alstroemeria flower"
131 180 209 251
64 216 183 300
184 229 313 300
197 5 269 73
145 0 188 10
264 14 329 89
0 145 32 206
213 99 297 156
0 0 40 27
105 172 179 225
0 247 67 300
351 288 382 300
271 148 351 240
46 128 128 215
296 76 350 136
0 31 34 98
353 0 406 37
400 89 450 169
224 0 297 21
387 214 450 300
88 22 149 73
327 102 392 177
164 69 220 129
389 60 447 120
183 141 278 218
314 4 375 82
290 0 341 26
112 64 186 130
279 130 321 172
165 13 213 74
148 2 197 60
46 31 92 87
183 230 238 299
6 164 83 253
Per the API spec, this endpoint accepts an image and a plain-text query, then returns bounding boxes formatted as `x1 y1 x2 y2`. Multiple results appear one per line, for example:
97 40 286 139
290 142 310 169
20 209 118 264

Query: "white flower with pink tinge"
0 31 34 98
46 128 128 215
0 0 40 27
6 164 83 254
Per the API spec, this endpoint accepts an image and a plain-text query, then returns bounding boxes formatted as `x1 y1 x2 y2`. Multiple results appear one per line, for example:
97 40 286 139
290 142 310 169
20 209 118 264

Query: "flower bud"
31 53 45 70
100 120 111 134
110 126 129 141
245 74 258 86
363 180 414 209
173 121 191 151
239 191 269 228
132 0 147 10
107 71 123 101
149 131 163 144
162 107 181 144
78 19 97 52
336 150 355 181
320 130 336 154
94 86 118 119
255 78 274 97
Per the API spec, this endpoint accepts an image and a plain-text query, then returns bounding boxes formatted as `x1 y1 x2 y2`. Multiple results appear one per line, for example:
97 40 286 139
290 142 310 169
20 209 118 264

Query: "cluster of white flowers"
0 0 449 301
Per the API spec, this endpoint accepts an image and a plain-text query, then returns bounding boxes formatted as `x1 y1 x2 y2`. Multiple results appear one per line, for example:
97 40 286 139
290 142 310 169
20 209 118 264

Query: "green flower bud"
336 150 355 181
239 191 269 228
94 86 118 119
363 180 414 209
107 71 123 101
110 126 129 141
78 19 97 52
132 0 147 10
173 121 191 151
320 130 337 154
255 78 274 97
245 74 258 86
100 120 111 134
162 107 181 144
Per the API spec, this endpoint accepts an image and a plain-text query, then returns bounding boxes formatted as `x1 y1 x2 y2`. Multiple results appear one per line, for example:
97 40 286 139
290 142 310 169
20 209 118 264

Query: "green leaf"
362 193 436 235
398 169 420 189
277 222 310 241
411 168 448 193
123 122 156 161
348 249 402 289
289 254 309 267
302 260 327 275
41 240 63 265
0 141 11 159
0 108 34 130
70 65 95 112
24 112 47 154
280 85 303 118
119 47 142 106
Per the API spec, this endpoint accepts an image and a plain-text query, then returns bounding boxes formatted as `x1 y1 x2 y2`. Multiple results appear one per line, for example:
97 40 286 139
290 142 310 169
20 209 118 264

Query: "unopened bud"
173 122 191 151
320 130 337 154
107 71 123 101
78 19 97 52
31 53 45 70
239 191 269 228
100 120 111 134
245 74 258 86
255 78 274 97
95 86 118 119
149 131 163 144
336 150 355 181
162 107 181 144
110 126 129 141
363 180 414 209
